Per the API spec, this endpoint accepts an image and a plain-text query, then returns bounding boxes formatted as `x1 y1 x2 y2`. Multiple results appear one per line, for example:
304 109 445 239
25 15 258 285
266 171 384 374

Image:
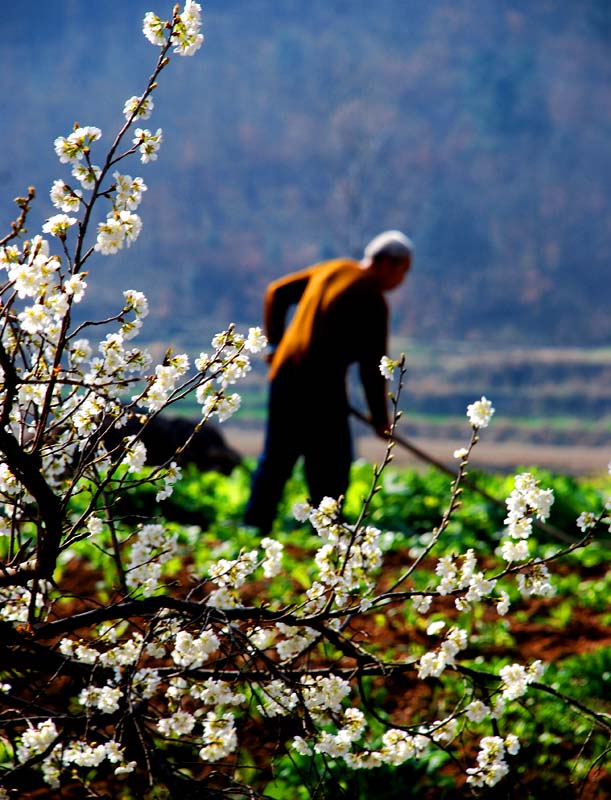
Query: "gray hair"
363 230 413 262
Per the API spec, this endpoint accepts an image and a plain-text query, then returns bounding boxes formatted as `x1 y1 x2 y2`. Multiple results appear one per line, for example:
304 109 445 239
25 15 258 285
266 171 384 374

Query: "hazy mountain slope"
1 0 610 347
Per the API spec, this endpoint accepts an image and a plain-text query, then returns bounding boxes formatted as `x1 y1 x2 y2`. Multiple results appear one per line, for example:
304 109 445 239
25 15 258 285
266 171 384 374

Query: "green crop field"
55 455 611 797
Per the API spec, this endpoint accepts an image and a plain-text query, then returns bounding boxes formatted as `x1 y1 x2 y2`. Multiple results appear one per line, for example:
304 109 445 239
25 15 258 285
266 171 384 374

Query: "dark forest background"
1 0 610 353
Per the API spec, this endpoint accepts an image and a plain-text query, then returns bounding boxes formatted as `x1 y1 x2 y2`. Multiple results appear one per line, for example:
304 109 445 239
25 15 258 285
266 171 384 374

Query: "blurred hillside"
1 0 611 350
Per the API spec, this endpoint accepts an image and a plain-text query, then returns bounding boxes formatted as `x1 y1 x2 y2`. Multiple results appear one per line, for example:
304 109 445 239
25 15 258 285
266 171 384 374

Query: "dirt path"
224 427 611 476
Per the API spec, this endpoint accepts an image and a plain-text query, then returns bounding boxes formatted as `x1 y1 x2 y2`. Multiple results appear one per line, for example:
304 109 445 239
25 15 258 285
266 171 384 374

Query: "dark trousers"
244 370 352 534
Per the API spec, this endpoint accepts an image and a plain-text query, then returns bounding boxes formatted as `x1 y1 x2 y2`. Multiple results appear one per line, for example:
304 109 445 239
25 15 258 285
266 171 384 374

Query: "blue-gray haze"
2 0 610 348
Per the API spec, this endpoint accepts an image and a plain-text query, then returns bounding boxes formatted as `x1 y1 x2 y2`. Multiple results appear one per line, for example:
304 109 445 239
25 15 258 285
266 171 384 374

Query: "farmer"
244 230 413 534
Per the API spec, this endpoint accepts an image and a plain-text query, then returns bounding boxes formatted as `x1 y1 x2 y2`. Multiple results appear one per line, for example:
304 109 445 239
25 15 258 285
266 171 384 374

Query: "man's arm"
264 267 314 346
358 298 390 437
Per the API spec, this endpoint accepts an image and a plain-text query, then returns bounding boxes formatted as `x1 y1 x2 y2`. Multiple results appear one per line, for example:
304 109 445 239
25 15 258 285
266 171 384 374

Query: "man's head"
362 230 413 291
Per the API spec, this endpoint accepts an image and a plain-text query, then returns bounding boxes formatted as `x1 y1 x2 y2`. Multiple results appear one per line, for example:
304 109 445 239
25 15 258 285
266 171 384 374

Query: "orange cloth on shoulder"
264 258 389 429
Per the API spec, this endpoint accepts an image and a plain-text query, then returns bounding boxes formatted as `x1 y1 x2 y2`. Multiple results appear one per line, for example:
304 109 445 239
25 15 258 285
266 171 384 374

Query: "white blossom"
430 717 459 745
50 179 82 212
64 273 87 302
378 729 428 766
275 624 318 661
261 537 283 578
576 511 597 532
499 660 543 701
198 712 237 762
171 629 220 669
142 11 166 46
122 435 147 473
123 94 155 121
244 326 268 353
216 392 241 422
78 685 122 714
426 620 445 636
258 680 299 717
517 562 555 598
132 668 162 699
496 590 511 615
500 538 529 563
292 501 312 521
309 496 340 532
157 710 196 737
125 523 178 595
42 213 77 238
156 461 182 501
195 351 211 372
465 700 490 723
171 0 205 56
466 396 495 428
466 735 510 788
18 303 51 335
379 355 397 379
72 162 101 189
300 674 351 715
0 243 20 267
206 585 241 609
133 127 163 163
412 594 432 614
464 572 496 603
292 736 313 756
123 289 149 318
418 650 447 679
190 678 246 707
54 125 102 164
86 515 103 535
209 550 258 589
113 172 148 211
142 355 189 411
17 719 58 763
62 741 107 767
94 217 125 255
